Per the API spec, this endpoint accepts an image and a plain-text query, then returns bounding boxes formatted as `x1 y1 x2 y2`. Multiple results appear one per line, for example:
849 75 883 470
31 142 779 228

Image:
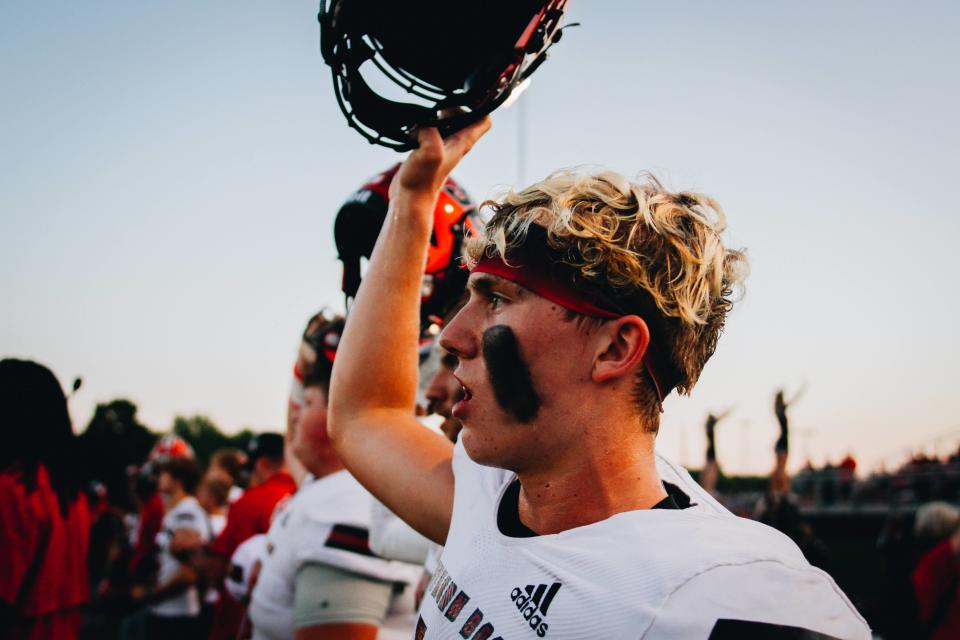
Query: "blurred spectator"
0 359 91 640
208 449 246 504
197 476 230 538
699 409 732 498
839 454 857 502
128 470 164 586
195 474 230 640
124 458 210 639
873 510 922 639
753 386 830 570
208 434 293 561
149 435 196 464
914 502 960 548
755 494 830 571
912 506 960 640
771 386 803 496
84 496 131 639
201 433 294 640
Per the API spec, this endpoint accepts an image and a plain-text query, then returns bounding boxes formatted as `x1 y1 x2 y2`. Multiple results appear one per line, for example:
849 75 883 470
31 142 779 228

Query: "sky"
2 1 958 475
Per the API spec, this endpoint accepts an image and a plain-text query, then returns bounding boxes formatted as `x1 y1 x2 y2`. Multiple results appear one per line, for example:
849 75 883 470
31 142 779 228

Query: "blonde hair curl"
465 168 749 405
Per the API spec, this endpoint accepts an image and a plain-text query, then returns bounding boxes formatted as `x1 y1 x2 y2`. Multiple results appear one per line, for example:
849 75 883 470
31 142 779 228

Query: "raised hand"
391 117 492 205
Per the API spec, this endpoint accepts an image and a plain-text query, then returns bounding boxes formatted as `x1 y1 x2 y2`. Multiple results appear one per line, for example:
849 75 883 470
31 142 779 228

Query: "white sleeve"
369 499 432 565
642 561 870 640
423 543 443 575
225 534 267 602
156 507 208 549
293 518 422 586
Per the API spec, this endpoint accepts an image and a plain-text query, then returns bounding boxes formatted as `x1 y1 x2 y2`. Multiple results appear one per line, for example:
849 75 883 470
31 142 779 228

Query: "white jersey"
204 512 229 605
152 496 212 617
370 498 433 565
249 470 422 640
228 485 244 505
209 512 226 537
423 543 443 576
225 533 268 603
415 441 870 640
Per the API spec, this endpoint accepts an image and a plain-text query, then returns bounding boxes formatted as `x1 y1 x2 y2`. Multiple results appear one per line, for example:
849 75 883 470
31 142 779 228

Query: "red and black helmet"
148 435 195 462
318 0 572 150
334 164 480 327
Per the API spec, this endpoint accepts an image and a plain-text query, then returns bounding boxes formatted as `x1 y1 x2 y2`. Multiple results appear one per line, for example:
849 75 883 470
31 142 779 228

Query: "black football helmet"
318 0 572 150
334 164 480 328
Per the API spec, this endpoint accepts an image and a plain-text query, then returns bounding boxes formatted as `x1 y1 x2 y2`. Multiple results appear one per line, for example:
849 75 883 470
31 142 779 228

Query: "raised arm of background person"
328 120 491 544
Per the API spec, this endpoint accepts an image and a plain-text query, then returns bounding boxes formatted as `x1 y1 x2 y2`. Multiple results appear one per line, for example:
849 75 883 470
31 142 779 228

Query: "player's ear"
591 315 650 383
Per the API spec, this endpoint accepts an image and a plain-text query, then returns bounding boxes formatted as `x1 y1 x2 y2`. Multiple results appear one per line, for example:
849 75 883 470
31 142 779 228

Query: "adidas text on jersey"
510 582 560 637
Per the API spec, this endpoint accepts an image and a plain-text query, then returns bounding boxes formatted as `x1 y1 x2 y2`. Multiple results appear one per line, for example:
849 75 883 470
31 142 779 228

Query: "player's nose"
439 307 478 361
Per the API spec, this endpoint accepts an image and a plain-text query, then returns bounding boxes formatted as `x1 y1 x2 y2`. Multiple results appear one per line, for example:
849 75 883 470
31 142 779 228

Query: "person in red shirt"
0 359 91 640
128 471 165 585
913 520 960 640
186 433 294 640
208 433 295 560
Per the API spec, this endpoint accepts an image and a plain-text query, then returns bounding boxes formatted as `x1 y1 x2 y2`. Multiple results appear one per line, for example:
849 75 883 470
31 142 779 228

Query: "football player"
328 121 869 638
130 457 211 639
248 314 421 640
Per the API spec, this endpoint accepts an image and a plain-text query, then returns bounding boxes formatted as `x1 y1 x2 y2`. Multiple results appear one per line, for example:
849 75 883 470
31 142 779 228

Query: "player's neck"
514 427 665 535
167 490 189 508
253 466 287 486
307 455 345 480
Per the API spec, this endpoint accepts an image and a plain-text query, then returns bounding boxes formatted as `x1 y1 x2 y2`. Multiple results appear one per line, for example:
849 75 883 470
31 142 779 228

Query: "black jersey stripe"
324 524 374 557
708 619 841 639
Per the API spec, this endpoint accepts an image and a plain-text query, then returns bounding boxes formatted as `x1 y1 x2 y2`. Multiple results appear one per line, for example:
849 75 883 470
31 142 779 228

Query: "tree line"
77 398 256 507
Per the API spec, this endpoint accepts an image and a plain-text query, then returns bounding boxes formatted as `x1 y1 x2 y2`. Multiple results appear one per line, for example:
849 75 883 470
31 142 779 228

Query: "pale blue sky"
2 1 958 474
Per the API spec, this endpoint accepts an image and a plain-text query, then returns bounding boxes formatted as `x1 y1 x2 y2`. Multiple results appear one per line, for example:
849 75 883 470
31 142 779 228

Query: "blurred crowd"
698 392 960 640
1 299 464 640
0 354 302 640
2 155 956 639
8 351 960 640
794 451 960 508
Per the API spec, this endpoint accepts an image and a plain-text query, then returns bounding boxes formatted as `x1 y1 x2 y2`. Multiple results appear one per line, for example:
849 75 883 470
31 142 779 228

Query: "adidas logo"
509 582 561 637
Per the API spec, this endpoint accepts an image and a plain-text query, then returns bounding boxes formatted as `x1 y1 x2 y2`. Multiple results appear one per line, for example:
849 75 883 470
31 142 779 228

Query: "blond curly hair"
465 169 749 422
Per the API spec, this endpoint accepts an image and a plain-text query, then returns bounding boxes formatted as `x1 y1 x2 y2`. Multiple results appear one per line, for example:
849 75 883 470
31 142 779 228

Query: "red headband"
471 251 678 409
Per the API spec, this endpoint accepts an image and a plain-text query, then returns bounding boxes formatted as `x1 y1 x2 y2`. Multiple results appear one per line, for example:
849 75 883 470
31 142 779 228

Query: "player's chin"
459 427 500 467
440 416 462 442
460 424 521 470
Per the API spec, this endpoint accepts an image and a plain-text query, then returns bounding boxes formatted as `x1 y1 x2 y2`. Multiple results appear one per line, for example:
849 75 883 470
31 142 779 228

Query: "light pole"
517 94 527 186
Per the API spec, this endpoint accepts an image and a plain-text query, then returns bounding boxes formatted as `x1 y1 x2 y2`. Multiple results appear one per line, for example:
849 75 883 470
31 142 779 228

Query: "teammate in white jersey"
249 315 421 640
131 457 212 639
327 120 870 639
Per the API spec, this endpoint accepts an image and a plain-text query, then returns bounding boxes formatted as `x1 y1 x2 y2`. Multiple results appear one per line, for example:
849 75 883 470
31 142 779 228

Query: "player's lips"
452 373 473 418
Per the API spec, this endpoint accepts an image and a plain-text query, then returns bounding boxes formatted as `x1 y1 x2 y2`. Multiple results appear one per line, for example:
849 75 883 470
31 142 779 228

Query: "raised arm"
328 120 490 544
